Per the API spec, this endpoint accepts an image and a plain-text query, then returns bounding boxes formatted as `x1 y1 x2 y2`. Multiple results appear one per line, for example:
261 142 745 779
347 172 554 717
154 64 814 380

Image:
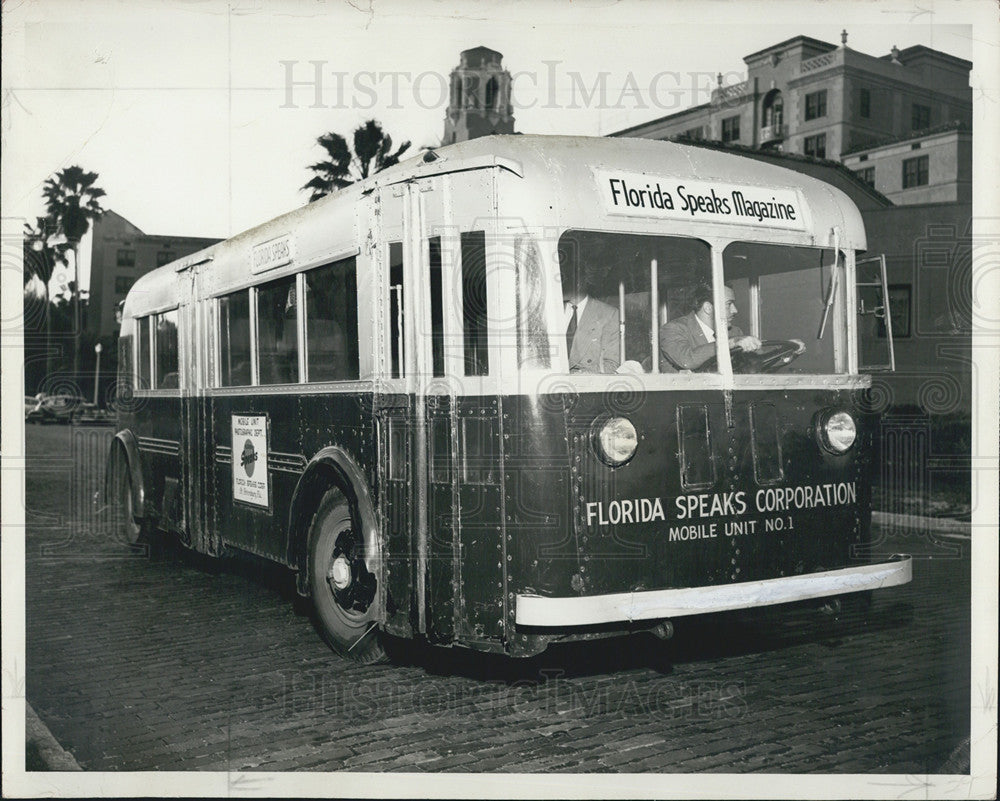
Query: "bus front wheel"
307 489 386 664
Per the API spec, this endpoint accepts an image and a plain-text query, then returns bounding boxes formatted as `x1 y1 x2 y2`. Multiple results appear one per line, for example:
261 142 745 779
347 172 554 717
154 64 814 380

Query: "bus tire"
307 489 386 664
113 457 148 549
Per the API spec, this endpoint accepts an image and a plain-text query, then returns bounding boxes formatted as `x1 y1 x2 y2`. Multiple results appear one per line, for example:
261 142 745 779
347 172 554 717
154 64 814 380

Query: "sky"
0 0 992 292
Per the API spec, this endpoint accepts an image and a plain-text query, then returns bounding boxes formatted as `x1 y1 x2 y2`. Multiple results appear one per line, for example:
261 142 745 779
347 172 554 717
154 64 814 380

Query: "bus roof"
125 135 866 315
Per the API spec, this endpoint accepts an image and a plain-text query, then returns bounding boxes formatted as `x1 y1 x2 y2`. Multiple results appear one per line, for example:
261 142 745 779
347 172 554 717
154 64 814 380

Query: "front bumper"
515 556 911 627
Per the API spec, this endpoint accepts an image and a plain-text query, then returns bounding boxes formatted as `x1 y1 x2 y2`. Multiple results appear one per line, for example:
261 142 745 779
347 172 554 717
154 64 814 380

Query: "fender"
287 446 380 597
106 429 146 517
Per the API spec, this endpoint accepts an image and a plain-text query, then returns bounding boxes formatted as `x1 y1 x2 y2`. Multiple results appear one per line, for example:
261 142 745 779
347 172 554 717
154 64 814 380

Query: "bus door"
372 182 425 639
372 173 502 645
415 170 506 648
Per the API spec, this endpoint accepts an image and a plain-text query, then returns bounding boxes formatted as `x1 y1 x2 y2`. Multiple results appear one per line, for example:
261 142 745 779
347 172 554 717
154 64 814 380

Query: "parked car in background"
25 392 87 424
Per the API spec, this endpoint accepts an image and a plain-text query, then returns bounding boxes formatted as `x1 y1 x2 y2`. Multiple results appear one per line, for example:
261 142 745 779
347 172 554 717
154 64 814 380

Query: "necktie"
566 304 578 357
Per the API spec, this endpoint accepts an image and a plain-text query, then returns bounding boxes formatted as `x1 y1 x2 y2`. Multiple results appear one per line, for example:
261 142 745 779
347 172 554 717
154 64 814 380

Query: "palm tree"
42 166 106 379
23 217 62 382
303 120 411 202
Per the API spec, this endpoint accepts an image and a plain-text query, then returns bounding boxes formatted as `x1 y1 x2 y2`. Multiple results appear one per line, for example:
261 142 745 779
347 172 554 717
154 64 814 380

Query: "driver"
659 282 761 372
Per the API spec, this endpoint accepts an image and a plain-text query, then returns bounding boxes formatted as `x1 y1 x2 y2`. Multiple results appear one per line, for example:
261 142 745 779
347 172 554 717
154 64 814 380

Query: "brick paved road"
22 424 970 773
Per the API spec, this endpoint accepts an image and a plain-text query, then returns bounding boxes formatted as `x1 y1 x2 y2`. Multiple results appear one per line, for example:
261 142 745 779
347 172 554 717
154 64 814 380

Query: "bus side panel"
298 391 379 549
501 394 581 652
377 395 416 637
134 396 184 531
454 398 506 645
426 396 457 643
210 393 301 564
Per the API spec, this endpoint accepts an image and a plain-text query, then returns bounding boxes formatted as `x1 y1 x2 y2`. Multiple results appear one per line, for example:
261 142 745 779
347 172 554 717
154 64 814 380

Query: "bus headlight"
593 417 638 467
817 410 857 454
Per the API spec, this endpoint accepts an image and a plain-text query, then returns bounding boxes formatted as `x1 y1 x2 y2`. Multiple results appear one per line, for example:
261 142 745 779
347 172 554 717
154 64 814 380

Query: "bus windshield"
548 230 846 376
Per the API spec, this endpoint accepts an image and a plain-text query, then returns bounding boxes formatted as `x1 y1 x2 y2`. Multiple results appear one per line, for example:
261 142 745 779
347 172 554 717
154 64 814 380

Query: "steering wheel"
696 339 806 374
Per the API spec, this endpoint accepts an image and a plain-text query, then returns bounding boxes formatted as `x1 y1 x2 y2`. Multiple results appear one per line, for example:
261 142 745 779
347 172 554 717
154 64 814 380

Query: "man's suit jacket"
569 298 620 373
659 312 743 372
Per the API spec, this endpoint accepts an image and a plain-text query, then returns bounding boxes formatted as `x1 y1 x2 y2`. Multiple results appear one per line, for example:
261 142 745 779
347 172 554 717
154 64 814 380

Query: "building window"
856 167 875 188
881 285 911 339
117 249 136 268
859 88 871 118
721 116 740 143
902 155 929 188
681 126 704 140
911 103 931 131
805 90 827 121
156 251 176 267
114 276 133 294
803 133 827 159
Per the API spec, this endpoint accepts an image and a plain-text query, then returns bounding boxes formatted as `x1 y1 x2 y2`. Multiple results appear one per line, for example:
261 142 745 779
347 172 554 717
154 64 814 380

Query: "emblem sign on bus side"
593 169 807 231
232 414 269 508
251 233 294 274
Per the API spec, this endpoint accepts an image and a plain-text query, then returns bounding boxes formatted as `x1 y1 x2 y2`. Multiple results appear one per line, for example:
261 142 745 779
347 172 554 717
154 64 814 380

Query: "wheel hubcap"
328 555 352 590
325 526 377 614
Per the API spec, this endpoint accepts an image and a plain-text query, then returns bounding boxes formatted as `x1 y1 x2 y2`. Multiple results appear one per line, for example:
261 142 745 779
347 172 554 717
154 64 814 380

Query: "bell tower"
443 46 515 144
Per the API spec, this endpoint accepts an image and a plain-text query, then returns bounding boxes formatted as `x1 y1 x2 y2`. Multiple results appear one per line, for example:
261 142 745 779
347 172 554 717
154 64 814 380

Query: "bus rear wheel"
113 457 147 549
307 489 386 664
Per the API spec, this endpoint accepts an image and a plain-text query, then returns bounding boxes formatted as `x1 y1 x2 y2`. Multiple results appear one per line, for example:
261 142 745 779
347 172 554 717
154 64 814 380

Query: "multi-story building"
87 210 219 339
610 34 971 206
443 46 516 144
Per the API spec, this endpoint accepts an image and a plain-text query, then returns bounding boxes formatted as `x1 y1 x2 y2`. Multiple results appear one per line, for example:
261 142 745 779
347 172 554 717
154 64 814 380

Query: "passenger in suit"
562 271 621 374
659 283 761 372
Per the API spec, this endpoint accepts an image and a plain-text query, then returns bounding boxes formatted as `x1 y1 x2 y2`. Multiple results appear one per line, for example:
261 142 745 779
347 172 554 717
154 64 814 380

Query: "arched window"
466 75 480 109
485 77 499 110
762 89 784 128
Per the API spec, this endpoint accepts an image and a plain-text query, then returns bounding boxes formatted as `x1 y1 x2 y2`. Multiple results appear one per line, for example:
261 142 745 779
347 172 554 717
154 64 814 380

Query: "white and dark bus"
109 135 910 662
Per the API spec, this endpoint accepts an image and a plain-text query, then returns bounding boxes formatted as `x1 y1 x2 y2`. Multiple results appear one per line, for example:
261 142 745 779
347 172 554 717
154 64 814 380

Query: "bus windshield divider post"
618 281 626 366
817 228 840 340
878 254 896 372
650 259 659 374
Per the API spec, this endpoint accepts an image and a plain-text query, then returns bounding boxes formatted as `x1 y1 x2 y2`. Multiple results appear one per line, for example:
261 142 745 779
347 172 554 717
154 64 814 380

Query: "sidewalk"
25 702 82 772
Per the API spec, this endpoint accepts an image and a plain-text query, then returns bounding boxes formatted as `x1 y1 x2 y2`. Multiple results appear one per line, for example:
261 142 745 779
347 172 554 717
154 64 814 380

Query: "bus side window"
154 309 179 389
219 290 251 386
461 230 489 376
136 316 151 391
305 257 359 381
388 241 404 378
119 332 133 394
257 275 299 385
429 237 445 378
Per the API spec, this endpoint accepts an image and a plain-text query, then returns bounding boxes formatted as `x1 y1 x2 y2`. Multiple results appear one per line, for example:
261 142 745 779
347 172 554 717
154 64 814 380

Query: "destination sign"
594 170 807 230
251 233 294 274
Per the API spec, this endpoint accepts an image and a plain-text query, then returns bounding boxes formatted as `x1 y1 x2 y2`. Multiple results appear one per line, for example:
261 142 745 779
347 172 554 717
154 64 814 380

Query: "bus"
108 135 911 663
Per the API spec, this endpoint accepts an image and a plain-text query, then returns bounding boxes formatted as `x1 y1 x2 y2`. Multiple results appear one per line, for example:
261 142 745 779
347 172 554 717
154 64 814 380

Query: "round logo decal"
240 439 258 477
